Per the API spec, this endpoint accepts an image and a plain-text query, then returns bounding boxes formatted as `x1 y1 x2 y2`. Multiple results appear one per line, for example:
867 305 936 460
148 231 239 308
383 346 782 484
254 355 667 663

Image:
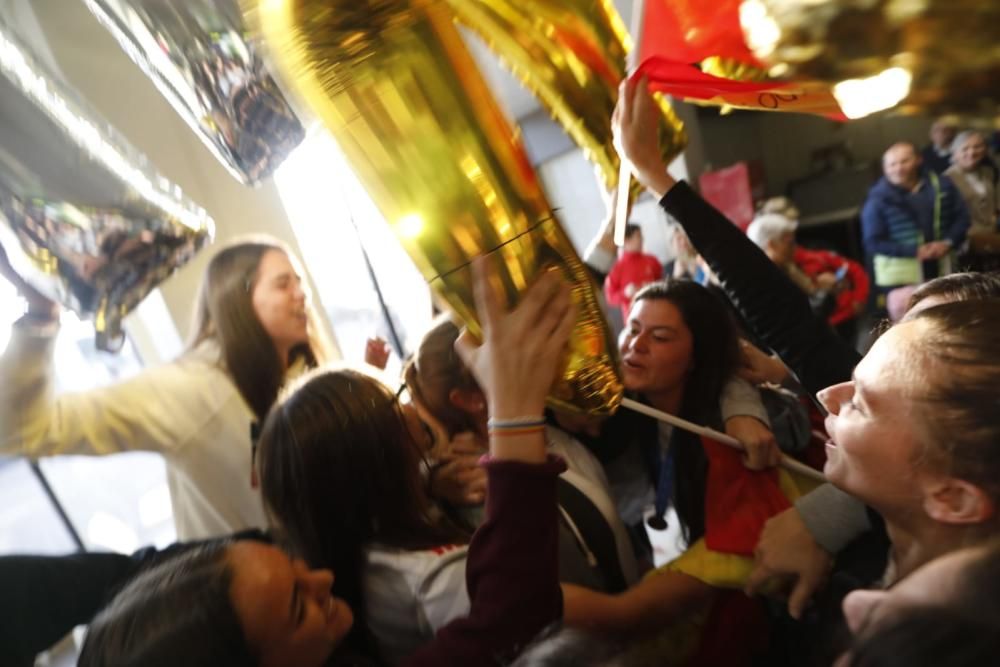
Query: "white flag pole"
620 397 827 483
613 0 647 247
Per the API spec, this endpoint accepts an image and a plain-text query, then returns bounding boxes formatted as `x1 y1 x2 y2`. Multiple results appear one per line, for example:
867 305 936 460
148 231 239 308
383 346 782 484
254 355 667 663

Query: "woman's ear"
922 478 995 525
448 387 486 415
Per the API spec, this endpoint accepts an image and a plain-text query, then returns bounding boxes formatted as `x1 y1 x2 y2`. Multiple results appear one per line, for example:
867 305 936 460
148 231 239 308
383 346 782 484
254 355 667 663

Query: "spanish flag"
635 0 847 121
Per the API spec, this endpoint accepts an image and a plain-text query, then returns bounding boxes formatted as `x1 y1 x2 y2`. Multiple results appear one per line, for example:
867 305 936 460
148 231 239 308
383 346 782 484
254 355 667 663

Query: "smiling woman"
0 236 331 540
818 300 1000 579
228 542 354 667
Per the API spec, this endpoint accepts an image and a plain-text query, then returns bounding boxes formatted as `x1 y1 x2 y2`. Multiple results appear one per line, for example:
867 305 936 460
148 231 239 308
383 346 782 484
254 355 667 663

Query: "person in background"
0 237 331 540
920 117 958 175
944 130 1000 268
604 222 663 320
665 224 703 282
861 142 969 294
747 201 869 342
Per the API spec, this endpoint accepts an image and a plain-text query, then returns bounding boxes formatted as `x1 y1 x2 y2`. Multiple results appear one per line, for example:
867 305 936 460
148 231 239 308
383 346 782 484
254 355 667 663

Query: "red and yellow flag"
636 0 847 121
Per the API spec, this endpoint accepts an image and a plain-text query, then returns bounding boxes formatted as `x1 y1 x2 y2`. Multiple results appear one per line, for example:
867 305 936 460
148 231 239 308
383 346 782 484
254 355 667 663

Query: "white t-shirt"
363 543 470 665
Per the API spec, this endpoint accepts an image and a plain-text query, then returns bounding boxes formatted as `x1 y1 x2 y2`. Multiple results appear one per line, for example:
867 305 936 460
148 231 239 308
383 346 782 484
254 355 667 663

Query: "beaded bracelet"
487 416 546 438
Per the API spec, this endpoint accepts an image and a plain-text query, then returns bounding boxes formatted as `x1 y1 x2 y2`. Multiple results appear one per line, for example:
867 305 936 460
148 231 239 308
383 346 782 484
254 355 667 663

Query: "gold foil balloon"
740 0 1000 114
0 19 212 351
255 0 622 415
448 0 687 192
84 0 305 184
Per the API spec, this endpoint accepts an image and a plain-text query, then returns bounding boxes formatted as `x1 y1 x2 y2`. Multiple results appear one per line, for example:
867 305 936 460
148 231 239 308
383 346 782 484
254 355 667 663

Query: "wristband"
487 416 546 429
488 425 546 438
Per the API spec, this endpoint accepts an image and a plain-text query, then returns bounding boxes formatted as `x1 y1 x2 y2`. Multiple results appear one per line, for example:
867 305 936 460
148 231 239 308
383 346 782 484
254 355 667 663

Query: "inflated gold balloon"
740 0 1000 114
449 0 687 192
0 18 212 351
256 0 622 415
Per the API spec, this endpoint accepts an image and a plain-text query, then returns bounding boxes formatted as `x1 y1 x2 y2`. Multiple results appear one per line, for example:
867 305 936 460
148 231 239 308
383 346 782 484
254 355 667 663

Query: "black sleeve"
659 182 862 395
0 551 133 666
0 529 271 665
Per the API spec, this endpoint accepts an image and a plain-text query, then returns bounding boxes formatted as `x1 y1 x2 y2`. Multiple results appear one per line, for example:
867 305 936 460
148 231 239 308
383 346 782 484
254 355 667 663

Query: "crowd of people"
1 75 999 667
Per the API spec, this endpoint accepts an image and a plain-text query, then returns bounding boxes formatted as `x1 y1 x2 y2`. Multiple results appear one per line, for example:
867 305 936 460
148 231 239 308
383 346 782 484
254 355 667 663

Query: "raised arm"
0 320 240 459
612 77 860 395
404 260 575 665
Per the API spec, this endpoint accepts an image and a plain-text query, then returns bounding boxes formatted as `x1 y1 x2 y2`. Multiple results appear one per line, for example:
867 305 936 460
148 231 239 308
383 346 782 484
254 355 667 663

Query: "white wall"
699 110 935 197
537 149 676 265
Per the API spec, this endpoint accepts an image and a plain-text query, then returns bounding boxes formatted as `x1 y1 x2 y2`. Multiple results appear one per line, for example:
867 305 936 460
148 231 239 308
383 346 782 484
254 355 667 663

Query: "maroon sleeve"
402 456 566 666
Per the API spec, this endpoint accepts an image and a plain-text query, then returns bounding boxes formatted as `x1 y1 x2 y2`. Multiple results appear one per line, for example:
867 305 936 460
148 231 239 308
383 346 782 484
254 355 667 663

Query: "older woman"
748 201 869 340
945 130 1000 260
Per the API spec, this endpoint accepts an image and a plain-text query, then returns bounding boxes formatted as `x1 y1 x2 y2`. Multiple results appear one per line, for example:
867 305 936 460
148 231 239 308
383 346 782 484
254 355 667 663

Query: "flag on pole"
635 0 847 120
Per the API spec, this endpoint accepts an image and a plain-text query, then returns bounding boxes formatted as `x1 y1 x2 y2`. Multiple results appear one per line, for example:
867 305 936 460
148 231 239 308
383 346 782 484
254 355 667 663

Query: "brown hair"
906 272 1000 314
257 367 466 653
909 300 1000 510
187 236 328 420
630 279 741 543
78 542 254 666
403 315 481 436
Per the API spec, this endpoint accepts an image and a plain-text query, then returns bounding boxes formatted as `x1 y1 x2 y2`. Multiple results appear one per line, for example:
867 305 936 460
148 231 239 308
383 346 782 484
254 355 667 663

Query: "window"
0 279 175 555
274 129 434 377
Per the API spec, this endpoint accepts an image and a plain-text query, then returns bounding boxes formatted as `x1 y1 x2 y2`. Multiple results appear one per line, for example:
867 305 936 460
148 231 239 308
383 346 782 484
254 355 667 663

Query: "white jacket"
0 321 268 540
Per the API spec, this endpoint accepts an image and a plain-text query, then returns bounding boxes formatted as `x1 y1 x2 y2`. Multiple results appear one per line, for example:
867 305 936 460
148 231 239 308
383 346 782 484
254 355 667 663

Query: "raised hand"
738 339 790 386
745 506 833 619
455 258 576 462
0 243 59 322
364 336 391 370
612 76 677 199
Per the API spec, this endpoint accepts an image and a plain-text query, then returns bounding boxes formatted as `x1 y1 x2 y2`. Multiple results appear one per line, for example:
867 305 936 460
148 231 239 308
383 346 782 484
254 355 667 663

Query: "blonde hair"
403 316 481 436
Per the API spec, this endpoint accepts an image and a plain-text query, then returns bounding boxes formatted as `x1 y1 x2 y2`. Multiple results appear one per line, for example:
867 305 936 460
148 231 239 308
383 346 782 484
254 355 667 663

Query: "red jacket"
793 247 870 325
604 251 663 318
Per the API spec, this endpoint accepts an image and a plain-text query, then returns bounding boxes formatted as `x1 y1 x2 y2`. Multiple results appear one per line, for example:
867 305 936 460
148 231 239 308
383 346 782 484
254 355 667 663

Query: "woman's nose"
818 382 851 415
303 566 335 596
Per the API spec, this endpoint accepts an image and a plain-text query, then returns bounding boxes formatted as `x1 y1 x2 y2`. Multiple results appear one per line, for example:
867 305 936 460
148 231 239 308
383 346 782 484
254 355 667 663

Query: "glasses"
396 382 437 447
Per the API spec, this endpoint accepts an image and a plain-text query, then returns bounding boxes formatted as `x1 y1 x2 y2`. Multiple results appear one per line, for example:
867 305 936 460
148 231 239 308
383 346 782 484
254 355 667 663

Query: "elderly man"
861 142 970 290
921 117 958 174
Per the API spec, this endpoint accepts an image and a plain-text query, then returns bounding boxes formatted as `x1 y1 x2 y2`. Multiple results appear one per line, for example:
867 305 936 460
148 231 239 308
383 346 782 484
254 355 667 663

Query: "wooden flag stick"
620 397 827 483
